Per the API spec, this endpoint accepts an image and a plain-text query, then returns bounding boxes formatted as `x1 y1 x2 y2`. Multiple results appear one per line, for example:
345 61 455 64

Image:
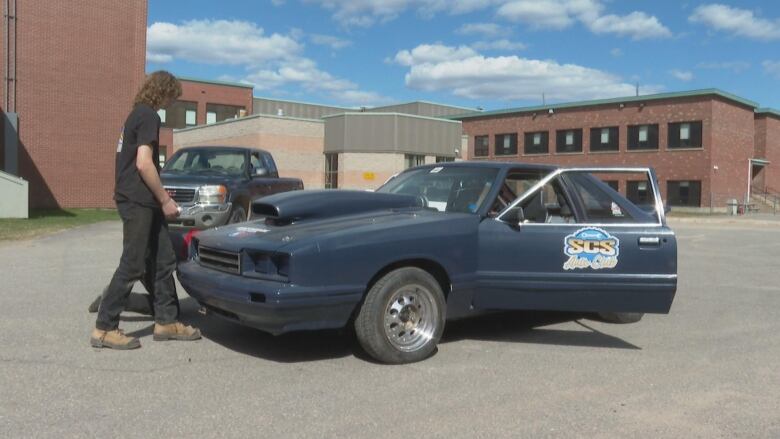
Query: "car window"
489 170 545 217
250 153 263 170
261 152 278 173
378 166 499 214
163 149 247 176
563 173 655 223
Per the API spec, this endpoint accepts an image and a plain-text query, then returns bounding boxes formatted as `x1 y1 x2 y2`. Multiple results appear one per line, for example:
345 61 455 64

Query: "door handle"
638 236 661 246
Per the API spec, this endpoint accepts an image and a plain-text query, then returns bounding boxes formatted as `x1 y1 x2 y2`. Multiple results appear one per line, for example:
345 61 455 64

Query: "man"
90 71 200 349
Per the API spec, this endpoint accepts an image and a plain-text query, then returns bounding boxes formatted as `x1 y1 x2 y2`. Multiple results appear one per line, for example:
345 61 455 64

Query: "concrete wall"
0 0 147 208
173 114 325 190
461 96 725 206
368 102 478 118
253 97 349 120
324 113 462 157
0 171 28 218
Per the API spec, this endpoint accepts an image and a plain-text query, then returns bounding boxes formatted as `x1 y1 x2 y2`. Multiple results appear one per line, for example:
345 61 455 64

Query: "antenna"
542 92 546 105
635 82 639 97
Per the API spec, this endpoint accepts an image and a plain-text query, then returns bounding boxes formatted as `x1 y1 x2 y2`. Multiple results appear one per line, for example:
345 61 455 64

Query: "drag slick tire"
355 267 445 364
597 312 644 324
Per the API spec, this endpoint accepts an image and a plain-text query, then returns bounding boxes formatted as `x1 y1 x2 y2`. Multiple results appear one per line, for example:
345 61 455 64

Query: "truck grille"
165 187 196 203
198 246 241 274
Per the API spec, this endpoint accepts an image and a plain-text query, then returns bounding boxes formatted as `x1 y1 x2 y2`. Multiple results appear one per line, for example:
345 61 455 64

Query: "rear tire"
597 312 644 324
228 206 247 224
355 267 445 364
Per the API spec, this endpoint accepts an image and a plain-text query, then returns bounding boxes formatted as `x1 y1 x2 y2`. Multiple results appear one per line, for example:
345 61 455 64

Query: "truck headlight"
198 185 227 204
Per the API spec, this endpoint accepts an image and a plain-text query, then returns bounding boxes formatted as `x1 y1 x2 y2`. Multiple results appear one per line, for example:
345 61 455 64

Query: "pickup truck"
161 146 303 256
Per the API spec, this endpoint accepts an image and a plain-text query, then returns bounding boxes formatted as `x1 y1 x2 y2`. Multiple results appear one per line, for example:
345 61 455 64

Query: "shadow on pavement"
174 297 639 363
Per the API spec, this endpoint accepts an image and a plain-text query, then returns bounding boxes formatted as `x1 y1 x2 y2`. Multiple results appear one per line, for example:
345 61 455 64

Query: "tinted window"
474 135 489 157
667 180 701 206
589 127 619 152
626 180 651 205
556 129 583 153
524 131 549 154
668 121 703 149
566 173 650 223
163 149 247 176
627 124 659 150
495 133 518 156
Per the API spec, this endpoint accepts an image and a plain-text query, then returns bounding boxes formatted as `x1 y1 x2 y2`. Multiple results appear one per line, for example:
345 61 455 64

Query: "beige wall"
174 115 326 190
0 171 28 218
339 153 406 190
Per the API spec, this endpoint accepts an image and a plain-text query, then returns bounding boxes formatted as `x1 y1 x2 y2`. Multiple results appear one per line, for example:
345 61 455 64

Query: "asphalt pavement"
0 219 779 438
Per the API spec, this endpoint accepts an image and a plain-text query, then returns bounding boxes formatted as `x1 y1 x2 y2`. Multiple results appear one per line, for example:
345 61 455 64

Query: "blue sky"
147 0 780 110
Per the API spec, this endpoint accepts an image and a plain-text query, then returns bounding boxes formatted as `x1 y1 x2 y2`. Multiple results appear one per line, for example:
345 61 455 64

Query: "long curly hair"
133 71 182 109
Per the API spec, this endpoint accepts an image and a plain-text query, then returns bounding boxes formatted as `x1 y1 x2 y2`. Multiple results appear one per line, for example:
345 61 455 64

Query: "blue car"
179 162 677 364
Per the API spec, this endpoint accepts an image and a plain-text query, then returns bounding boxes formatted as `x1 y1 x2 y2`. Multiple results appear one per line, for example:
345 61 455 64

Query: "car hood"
195 191 469 254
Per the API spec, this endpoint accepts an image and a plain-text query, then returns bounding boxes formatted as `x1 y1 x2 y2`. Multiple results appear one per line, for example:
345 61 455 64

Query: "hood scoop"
252 190 422 226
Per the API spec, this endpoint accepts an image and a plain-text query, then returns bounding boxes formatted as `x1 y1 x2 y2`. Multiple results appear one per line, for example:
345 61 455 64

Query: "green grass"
0 209 119 241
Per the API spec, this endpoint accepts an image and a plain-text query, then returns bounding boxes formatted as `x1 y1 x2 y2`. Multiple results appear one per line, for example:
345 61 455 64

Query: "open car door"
475 167 677 314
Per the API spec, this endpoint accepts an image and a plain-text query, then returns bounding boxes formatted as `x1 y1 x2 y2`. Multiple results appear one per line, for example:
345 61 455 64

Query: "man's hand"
162 197 180 220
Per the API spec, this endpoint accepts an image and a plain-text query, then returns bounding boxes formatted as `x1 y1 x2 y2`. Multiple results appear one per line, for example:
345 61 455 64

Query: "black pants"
96 202 179 330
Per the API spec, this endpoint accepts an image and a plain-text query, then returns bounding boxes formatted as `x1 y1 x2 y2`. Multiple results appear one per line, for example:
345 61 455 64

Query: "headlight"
198 185 227 204
245 251 290 279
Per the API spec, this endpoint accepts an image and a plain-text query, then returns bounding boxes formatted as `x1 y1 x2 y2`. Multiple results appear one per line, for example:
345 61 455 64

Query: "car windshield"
377 166 499 214
163 149 246 176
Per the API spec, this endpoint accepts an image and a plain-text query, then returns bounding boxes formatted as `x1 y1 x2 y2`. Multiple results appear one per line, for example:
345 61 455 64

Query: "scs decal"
563 227 619 270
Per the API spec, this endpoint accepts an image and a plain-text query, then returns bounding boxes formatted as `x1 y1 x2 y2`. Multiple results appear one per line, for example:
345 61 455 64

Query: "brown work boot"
153 322 201 341
90 328 141 350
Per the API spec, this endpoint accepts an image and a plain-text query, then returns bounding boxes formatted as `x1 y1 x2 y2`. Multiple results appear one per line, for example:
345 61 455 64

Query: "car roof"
175 146 268 154
411 161 561 172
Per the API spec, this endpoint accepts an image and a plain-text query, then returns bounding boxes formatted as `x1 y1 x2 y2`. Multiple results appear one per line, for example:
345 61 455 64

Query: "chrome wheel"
383 284 439 352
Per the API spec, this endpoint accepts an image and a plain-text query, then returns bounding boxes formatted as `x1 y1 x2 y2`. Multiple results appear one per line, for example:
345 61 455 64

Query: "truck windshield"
163 150 246 176
377 166 499 214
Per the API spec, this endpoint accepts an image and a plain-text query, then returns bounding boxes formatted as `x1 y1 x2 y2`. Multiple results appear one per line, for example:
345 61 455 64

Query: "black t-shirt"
115 104 161 207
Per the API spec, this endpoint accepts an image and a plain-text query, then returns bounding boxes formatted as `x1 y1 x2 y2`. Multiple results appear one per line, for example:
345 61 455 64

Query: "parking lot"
1 220 779 438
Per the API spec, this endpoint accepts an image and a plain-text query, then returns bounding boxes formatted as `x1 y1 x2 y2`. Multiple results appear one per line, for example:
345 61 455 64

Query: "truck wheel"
228 206 247 224
597 312 644 324
355 267 445 364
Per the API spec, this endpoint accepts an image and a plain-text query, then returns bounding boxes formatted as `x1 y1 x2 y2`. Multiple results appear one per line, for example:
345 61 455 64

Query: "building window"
474 135 489 157
436 156 455 163
590 127 619 152
667 180 701 206
626 180 651 205
556 129 583 153
206 111 217 125
495 133 518 156
185 110 197 126
325 153 338 189
157 109 167 124
206 103 245 124
404 154 426 169
161 100 197 129
603 180 619 191
627 124 659 150
668 121 702 149
524 131 549 154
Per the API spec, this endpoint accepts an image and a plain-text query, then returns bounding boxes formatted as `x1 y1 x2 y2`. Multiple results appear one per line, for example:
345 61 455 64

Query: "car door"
248 151 270 201
474 168 677 314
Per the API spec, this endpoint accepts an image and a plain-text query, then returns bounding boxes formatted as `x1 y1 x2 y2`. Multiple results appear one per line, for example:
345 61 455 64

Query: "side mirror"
516 207 525 226
253 167 268 177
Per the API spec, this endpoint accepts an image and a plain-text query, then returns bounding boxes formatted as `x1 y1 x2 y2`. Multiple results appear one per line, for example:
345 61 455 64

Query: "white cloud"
669 69 694 82
395 43 662 101
497 0 671 39
310 34 352 49
763 60 780 79
147 19 387 106
304 0 497 27
696 61 750 73
471 39 527 51
147 20 302 66
456 22 509 37
690 4 780 41
394 43 478 66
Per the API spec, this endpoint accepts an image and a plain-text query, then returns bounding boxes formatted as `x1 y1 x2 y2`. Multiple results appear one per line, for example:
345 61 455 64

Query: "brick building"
453 90 780 210
1 0 147 209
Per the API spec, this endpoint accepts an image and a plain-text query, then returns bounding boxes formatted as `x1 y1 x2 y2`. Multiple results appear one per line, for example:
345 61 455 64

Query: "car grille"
198 246 241 274
165 187 196 203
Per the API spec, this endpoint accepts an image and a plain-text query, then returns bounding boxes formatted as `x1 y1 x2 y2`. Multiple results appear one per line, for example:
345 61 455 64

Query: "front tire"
355 267 445 364
597 312 644 324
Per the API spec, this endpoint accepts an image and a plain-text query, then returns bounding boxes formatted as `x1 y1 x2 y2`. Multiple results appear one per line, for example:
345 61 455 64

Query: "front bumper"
168 202 233 230
177 261 364 335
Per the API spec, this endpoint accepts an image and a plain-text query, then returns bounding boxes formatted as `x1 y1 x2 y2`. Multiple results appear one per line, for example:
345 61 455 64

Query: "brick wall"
461 96 731 207
709 99 755 205
173 114 325 190
755 115 780 192
1 0 147 208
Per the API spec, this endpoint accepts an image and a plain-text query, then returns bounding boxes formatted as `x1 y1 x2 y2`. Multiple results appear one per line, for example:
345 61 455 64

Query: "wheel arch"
365 258 452 299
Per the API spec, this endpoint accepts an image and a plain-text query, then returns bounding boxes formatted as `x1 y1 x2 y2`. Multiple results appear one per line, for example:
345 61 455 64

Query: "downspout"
746 159 751 206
